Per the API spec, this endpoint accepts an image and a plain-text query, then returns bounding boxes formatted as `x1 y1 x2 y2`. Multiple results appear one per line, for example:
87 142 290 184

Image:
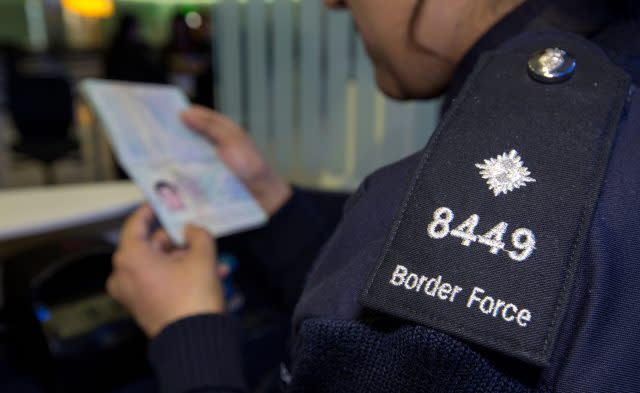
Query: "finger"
150 228 174 252
216 263 231 279
169 249 188 260
181 107 240 145
180 105 214 123
184 224 215 256
180 106 217 133
120 204 155 246
112 249 127 270
182 105 234 128
106 274 121 300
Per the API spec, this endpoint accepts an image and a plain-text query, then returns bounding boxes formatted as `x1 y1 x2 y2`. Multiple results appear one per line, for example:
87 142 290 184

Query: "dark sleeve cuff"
217 187 350 311
243 187 338 271
148 314 247 393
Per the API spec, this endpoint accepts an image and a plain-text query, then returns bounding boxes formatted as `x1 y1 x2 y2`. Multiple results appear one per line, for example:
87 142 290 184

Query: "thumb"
181 106 233 146
184 224 215 256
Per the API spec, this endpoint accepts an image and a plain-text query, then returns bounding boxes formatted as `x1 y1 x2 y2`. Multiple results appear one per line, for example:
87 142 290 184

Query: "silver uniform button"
527 48 576 83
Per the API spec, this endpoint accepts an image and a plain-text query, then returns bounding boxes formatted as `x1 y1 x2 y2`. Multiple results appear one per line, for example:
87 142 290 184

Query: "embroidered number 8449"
427 207 536 262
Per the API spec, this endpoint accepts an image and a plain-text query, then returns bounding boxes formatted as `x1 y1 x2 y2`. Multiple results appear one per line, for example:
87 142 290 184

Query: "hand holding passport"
82 79 267 245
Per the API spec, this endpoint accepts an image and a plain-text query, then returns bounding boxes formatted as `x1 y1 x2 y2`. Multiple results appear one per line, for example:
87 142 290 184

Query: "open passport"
81 79 266 245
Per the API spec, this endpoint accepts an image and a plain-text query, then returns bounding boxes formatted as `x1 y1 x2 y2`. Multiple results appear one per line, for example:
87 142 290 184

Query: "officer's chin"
375 70 410 101
375 68 446 101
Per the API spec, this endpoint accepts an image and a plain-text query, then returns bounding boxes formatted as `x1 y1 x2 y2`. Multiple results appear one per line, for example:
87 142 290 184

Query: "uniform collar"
441 0 551 114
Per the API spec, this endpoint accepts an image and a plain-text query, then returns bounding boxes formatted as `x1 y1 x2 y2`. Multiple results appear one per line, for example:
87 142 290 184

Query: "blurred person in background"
0 45 8 102
163 14 205 77
109 0 640 392
105 15 167 84
105 15 168 180
192 13 216 109
163 12 216 108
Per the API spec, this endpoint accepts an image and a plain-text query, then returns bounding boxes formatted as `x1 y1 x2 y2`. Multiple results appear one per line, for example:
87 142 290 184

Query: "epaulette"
361 31 631 365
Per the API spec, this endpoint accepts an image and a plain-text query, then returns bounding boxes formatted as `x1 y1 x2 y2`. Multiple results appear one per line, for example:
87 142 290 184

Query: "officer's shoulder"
343 151 422 214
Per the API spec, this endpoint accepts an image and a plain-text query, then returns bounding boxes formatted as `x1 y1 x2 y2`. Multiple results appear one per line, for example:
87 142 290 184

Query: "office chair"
8 73 79 185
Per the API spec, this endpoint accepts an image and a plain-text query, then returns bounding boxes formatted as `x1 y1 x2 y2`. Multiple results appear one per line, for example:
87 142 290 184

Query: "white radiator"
214 0 440 191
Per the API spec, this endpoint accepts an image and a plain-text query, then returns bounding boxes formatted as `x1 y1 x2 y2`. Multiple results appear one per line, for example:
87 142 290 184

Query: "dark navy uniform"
149 2 640 392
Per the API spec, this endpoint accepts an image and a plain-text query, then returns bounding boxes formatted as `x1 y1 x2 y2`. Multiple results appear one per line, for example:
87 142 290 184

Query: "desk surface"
0 182 143 242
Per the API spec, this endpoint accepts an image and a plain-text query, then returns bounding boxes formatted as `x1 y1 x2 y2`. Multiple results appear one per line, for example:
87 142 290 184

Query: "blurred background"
0 0 441 191
0 1 442 392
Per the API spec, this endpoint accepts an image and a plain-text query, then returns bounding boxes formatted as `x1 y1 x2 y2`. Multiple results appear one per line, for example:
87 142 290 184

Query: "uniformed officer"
108 0 640 392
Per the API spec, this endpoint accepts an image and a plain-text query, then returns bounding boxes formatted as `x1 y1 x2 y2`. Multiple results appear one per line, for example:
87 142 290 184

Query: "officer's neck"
441 0 622 115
